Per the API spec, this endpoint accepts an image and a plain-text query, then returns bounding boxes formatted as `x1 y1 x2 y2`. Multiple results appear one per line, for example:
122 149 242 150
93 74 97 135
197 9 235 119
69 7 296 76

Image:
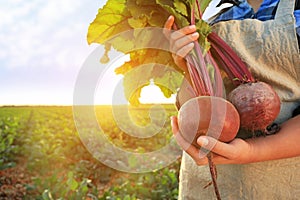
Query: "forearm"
247 115 300 163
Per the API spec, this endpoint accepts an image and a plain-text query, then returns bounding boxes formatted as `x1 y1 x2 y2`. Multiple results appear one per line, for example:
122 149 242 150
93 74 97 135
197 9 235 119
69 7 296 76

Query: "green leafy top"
87 0 212 105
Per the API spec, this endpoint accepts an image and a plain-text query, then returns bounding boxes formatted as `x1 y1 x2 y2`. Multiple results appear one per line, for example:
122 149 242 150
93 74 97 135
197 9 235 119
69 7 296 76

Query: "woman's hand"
163 16 199 73
170 116 255 165
171 114 300 165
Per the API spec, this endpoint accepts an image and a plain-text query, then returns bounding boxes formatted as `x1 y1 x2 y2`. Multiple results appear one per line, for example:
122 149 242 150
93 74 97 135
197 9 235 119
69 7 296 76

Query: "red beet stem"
195 0 203 18
186 56 207 96
207 153 221 200
208 32 255 84
190 3 223 200
187 6 214 96
209 42 241 85
205 51 224 97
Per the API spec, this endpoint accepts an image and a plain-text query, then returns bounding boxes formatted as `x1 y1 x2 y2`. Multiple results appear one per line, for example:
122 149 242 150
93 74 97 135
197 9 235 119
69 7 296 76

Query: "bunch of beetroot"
173 1 281 199
87 0 281 199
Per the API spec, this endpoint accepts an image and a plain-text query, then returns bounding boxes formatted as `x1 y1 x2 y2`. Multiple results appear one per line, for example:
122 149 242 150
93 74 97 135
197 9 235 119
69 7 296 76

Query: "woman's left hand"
170 116 255 165
172 113 300 165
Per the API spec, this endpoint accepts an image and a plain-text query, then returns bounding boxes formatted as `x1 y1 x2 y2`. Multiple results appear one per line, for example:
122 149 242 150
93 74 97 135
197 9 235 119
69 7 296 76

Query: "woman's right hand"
163 15 200 73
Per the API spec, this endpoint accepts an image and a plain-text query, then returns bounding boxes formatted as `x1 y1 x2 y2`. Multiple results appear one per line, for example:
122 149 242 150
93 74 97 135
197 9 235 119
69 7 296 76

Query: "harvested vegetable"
169 1 240 199
208 32 281 133
228 82 281 132
178 96 240 146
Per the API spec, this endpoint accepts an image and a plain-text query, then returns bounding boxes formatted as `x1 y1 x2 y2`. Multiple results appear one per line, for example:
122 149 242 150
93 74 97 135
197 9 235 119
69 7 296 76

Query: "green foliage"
100 161 180 200
156 0 189 28
174 0 189 16
87 0 212 105
0 117 19 169
0 107 32 170
87 0 131 45
120 60 182 105
95 104 178 153
38 172 98 200
0 106 180 199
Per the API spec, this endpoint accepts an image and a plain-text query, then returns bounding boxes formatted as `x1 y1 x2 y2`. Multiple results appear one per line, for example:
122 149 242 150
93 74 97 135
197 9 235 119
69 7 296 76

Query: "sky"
0 0 180 106
0 0 105 105
0 0 221 106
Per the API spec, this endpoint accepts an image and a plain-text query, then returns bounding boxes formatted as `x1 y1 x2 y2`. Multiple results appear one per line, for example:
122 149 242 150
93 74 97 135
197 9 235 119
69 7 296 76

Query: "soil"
0 164 32 200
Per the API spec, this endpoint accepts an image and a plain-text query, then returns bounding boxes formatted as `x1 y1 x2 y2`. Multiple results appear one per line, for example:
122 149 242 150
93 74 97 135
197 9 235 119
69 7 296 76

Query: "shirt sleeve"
294 10 300 48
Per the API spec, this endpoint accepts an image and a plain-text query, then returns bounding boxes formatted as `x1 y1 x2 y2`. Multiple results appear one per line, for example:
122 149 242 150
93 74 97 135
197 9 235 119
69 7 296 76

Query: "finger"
170 33 199 63
171 116 195 151
170 25 197 42
171 117 208 164
174 129 206 161
164 15 174 30
170 116 179 134
197 136 236 159
173 42 195 58
163 16 175 37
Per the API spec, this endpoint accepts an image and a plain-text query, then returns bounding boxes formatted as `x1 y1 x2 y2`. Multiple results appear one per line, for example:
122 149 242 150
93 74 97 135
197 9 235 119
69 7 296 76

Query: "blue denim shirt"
210 0 300 45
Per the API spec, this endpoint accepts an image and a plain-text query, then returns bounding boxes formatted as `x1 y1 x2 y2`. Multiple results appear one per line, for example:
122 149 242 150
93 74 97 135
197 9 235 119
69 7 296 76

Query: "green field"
0 105 181 199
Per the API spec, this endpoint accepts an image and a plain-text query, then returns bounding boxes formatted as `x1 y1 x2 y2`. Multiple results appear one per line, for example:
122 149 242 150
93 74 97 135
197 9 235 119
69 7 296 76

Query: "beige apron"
178 0 300 199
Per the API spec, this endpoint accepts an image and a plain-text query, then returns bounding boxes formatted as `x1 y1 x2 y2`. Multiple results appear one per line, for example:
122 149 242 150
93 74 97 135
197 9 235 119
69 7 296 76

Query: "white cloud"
37 0 81 22
0 0 105 70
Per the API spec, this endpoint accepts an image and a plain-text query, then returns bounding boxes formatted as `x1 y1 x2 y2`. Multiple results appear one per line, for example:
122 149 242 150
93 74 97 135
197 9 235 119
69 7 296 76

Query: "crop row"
0 105 181 199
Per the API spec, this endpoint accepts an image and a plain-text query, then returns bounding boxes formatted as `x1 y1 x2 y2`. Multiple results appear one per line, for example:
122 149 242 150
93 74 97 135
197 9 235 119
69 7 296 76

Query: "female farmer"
164 0 300 199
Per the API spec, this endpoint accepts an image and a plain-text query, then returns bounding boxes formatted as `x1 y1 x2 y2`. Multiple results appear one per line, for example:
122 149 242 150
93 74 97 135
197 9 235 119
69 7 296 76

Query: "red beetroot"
178 96 240 148
228 81 281 132
208 32 281 133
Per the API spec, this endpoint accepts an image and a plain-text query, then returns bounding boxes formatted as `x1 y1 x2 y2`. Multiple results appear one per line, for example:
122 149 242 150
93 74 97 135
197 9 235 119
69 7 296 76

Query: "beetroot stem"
208 32 255 83
186 57 204 96
195 0 203 18
207 153 221 200
205 52 224 97
209 42 241 85
190 2 222 200
193 44 214 95
190 5 214 96
209 36 245 80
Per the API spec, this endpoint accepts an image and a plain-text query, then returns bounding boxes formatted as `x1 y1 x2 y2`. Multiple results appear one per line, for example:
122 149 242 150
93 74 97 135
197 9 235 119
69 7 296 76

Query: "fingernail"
190 25 196 30
198 137 209 146
192 32 199 38
188 42 194 48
